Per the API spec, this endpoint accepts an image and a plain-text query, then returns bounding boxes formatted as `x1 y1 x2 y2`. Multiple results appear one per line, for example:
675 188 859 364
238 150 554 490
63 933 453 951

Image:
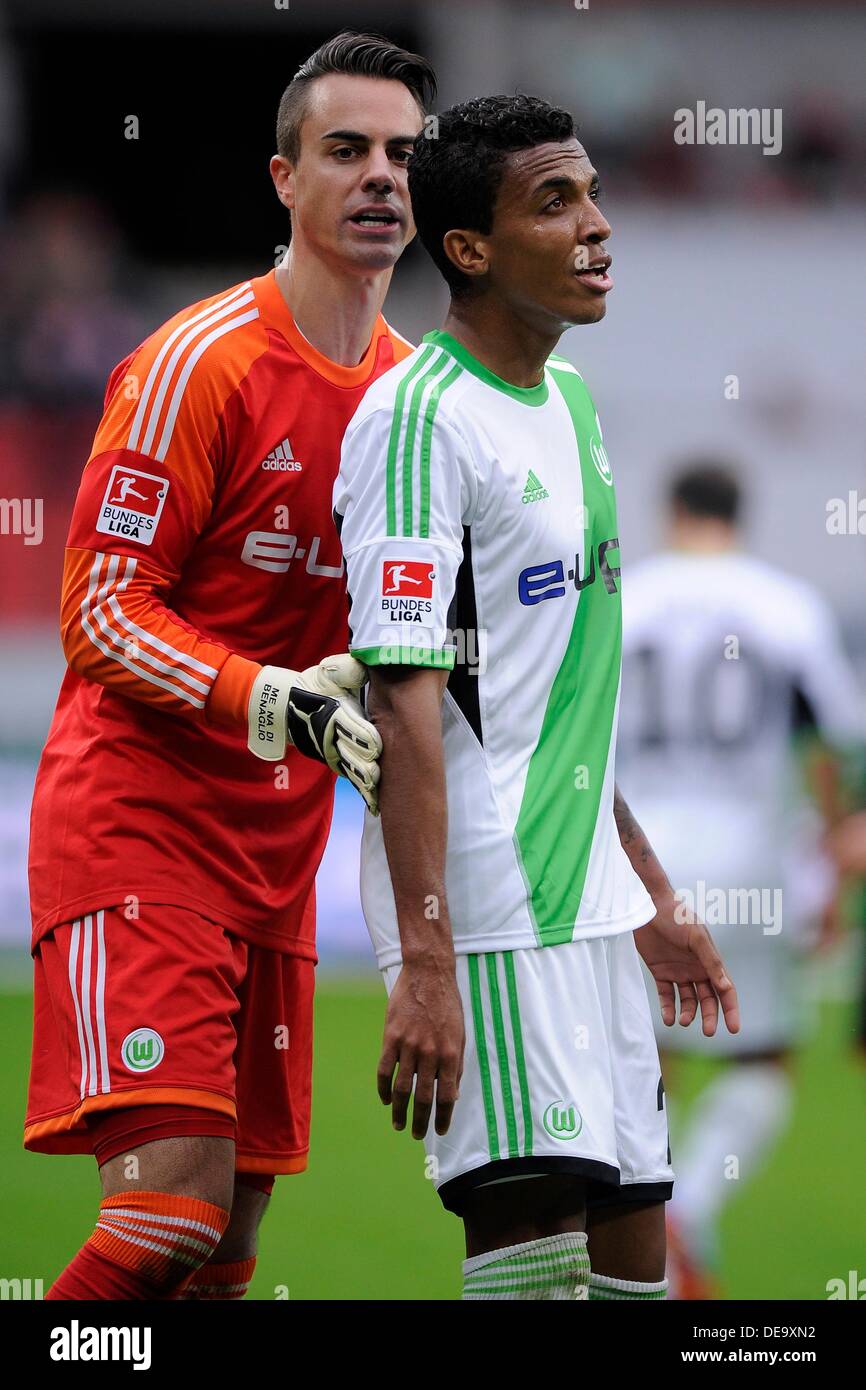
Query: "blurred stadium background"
0 0 864 1300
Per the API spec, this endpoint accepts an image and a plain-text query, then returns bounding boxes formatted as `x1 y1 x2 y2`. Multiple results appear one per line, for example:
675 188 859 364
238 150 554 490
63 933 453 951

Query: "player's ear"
270 155 296 213
442 229 489 285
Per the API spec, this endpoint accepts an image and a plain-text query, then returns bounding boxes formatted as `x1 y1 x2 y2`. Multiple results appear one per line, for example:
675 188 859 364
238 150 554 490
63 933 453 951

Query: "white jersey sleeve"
791 591 865 744
334 399 478 669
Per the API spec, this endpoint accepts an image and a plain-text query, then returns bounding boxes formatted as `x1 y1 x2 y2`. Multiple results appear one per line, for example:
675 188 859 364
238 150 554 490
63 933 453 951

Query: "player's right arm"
59 295 380 805
367 664 464 1139
334 396 478 1136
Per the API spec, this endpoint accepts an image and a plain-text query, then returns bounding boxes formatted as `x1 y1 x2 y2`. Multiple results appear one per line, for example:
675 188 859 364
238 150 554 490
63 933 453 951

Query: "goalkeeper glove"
247 655 381 814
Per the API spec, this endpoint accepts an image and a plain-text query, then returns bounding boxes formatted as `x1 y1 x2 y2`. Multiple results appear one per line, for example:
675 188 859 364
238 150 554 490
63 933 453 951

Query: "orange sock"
175 1256 257 1299
47 1191 229 1300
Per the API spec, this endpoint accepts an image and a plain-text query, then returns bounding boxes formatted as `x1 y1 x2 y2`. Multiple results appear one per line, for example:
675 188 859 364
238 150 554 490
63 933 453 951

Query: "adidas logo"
261 437 302 471
522 469 549 503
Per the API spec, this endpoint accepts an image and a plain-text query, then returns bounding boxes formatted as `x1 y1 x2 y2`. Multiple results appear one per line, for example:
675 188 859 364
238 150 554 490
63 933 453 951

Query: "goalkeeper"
24 29 435 1301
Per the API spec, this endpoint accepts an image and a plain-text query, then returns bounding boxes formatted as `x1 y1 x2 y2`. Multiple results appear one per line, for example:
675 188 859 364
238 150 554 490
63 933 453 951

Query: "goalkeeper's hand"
247 655 381 814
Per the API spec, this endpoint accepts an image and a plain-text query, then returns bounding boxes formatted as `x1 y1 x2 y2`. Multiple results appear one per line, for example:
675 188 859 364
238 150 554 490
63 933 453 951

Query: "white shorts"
382 930 674 1215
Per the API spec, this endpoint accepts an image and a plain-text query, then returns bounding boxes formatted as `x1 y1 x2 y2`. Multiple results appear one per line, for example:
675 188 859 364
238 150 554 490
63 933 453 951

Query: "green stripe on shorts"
502 951 533 1156
486 954 519 1158
468 954 499 1161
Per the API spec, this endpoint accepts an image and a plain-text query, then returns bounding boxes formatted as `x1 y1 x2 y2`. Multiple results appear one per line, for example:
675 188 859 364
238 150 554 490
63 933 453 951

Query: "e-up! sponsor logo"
379 559 436 624
518 538 621 605
543 1102 582 1141
97 465 169 546
121 1028 164 1073
241 532 343 577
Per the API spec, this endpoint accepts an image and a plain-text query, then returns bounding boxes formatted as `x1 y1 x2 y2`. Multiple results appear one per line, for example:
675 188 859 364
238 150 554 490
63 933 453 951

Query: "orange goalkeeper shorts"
24 904 314 1175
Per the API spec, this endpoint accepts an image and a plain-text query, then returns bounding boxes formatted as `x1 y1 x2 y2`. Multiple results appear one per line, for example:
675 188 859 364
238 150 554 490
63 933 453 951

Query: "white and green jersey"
334 329 654 969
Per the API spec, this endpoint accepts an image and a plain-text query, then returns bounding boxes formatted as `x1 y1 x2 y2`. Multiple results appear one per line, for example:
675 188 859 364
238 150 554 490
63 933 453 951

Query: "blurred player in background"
617 463 865 1297
336 95 739 1302
24 31 435 1301
824 767 866 1067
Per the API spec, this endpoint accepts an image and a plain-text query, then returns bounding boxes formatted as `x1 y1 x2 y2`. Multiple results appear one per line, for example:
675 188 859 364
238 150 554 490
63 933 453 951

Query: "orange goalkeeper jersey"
29 271 412 956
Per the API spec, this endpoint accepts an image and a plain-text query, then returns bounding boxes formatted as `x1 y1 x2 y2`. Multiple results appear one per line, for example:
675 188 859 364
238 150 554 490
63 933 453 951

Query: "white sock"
671 1063 793 1257
589 1272 668 1300
462 1232 590 1300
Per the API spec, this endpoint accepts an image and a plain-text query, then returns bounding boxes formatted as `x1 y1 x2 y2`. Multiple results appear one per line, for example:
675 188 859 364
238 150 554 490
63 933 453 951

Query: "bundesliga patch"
96 464 169 545
379 559 435 624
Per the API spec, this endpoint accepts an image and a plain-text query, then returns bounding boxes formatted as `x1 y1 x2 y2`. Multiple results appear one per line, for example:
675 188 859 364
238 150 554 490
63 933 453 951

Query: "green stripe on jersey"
400 351 451 536
385 345 435 536
419 361 462 536
422 330 549 406
513 368 622 944
384 346 463 537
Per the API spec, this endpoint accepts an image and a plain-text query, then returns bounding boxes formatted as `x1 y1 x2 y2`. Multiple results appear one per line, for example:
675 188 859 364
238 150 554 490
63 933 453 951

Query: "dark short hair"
408 93 575 298
669 463 742 523
276 30 437 165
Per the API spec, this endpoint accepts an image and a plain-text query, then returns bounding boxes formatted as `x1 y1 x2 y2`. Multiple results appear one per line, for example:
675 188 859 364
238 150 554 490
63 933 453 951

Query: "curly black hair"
408 94 575 298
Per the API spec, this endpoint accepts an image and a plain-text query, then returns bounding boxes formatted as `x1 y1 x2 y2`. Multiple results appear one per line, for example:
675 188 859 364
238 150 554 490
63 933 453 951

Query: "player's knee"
463 1174 587 1257
210 1176 273 1262
85 1188 231 1294
96 1125 237 1214
95 1133 237 1293
587 1197 667 1284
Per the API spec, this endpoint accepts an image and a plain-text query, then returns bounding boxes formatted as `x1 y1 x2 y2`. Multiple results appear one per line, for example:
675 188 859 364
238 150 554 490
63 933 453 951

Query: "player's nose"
585 200 612 243
361 147 397 195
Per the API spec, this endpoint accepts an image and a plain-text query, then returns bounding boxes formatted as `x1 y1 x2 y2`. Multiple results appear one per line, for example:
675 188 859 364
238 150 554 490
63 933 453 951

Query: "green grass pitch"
1 981 863 1300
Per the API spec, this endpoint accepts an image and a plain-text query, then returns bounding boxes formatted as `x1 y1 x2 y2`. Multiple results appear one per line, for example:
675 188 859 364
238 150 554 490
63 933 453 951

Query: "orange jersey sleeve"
61 280 266 727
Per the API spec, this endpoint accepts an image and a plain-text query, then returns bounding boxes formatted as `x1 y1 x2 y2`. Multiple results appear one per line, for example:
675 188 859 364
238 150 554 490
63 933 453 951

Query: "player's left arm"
614 785 740 1037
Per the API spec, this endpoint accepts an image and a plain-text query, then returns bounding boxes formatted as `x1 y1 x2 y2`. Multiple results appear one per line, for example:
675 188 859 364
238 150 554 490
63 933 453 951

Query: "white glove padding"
247 655 381 814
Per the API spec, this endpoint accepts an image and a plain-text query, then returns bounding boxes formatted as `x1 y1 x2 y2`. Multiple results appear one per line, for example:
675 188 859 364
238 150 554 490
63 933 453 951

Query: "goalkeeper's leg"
46 1131 236 1300
173 1173 274 1300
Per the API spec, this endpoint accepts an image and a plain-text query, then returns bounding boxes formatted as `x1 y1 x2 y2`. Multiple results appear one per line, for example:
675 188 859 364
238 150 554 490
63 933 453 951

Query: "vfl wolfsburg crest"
589 435 612 486
121 1028 165 1073
542 1101 582 1141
